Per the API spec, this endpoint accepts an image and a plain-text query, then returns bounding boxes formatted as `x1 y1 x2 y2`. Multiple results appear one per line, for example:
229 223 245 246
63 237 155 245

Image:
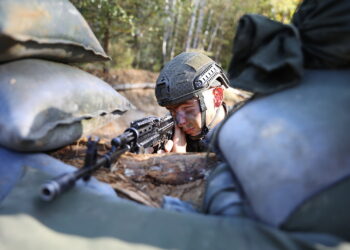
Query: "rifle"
40 114 174 201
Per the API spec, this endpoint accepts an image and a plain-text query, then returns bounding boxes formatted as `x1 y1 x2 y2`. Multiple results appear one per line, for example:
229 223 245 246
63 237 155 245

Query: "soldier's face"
167 99 202 136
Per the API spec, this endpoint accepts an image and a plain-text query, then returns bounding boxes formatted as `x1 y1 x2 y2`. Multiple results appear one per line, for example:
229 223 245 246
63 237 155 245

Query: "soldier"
155 52 231 153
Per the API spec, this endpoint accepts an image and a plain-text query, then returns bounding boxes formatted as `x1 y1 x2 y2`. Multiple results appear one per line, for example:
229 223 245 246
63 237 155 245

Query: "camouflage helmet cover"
155 52 229 107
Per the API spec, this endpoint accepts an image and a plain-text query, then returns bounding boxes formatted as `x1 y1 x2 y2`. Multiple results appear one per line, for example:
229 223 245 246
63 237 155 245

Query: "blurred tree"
70 0 299 72
71 0 134 55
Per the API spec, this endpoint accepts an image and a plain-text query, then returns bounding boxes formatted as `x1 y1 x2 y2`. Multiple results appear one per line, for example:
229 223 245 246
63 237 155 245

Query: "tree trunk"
102 15 111 74
192 0 206 49
170 1 182 59
207 23 219 52
202 9 212 51
215 45 222 62
162 0 177 64
132 30 141 69
168 0 177 59
162 0 170 64
207 13 225 52
185 0 200 51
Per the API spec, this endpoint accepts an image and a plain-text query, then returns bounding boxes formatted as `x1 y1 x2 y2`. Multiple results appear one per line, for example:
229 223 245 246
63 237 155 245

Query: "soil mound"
108 68 159 84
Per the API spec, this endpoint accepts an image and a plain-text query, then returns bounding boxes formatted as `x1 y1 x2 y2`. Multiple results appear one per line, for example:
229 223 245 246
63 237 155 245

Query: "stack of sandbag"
0 0 133 210
0 0 133 152
204 0 350 242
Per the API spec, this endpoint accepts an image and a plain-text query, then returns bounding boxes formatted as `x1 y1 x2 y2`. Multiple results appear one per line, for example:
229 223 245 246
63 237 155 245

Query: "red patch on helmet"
213 87 224 107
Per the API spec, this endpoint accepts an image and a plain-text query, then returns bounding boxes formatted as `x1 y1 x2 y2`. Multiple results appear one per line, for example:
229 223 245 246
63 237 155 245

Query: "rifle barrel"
40 146 130 201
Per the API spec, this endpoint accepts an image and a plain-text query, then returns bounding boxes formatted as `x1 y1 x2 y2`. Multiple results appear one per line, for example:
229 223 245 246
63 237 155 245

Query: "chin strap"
189 92 207 140
190 92 223 141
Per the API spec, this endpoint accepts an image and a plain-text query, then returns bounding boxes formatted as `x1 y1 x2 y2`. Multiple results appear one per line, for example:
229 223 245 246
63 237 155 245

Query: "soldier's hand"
166 124 187 153
163 140 174 153
144 147 155 154
146 125 187 153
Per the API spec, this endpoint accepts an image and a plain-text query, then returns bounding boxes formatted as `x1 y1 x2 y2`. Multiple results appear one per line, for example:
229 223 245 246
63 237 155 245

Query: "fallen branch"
112 83 156 91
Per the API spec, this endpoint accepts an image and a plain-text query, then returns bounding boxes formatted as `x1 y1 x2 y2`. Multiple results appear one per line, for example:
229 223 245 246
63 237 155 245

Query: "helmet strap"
206 106 221 130
190 92 224 141
190 92 208 140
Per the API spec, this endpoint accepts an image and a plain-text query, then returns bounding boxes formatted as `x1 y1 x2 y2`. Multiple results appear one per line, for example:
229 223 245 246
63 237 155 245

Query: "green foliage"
109 42 134 69
70 0 299 73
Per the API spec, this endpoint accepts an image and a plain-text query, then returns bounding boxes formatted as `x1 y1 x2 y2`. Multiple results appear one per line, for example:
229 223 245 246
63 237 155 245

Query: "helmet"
155 52 230 139
155 52 229 107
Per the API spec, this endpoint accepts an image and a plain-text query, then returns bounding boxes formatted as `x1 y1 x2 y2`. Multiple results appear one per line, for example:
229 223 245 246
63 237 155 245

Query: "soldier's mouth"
185 127 199 136
183 128 192 134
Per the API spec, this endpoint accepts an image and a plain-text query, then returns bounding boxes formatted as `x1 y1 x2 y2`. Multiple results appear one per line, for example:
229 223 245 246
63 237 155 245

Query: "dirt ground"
50 68 250 210
49 140 217 209
87 68 159 85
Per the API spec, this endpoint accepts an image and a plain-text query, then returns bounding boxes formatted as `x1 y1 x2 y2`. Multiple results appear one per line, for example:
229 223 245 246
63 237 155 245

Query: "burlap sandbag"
0 0 109 63
0 59 133 152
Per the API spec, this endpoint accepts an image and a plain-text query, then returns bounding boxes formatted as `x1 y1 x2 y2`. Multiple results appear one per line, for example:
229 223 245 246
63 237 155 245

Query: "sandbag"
0 59 133 152
0 163 345 250
217 70 350 230
0 0 109 63
0 146 118 204
228 0 350 94
282 176 350 241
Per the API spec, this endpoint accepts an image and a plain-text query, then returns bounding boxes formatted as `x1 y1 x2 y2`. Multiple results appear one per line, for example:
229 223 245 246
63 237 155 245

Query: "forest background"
71 0 300 73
